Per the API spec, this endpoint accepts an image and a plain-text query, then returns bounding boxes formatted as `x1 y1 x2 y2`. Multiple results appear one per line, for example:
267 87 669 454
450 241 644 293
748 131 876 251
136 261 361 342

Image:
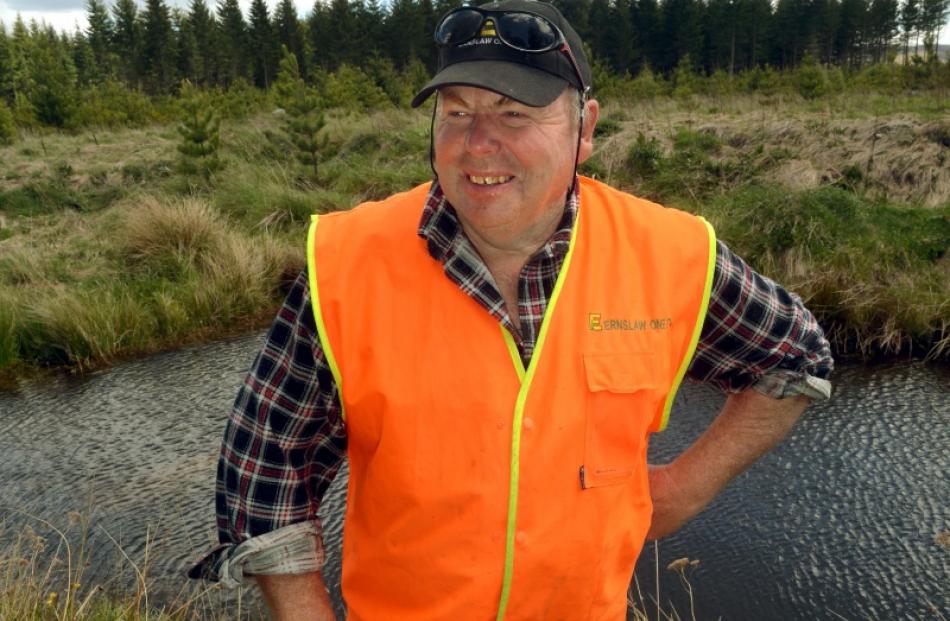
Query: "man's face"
433 85 598 249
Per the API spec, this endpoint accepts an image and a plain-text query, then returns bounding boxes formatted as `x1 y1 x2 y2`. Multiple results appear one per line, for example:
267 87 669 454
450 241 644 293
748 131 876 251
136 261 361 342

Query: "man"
191 1 833 619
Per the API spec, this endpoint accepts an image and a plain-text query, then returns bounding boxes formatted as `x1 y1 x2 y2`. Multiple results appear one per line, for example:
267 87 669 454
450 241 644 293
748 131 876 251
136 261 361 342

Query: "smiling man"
191 1 833 619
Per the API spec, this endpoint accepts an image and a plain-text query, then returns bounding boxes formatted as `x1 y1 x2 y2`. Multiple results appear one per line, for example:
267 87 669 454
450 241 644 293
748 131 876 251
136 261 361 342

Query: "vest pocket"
581 352 659 488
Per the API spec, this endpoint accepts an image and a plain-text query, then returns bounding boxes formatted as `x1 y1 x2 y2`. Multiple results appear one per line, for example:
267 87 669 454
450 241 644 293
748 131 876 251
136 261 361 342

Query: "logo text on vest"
588 313 672 331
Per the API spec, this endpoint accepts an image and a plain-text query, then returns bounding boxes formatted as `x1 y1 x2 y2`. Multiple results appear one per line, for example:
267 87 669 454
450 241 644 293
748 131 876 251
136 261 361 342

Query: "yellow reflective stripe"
500 327 526 382
495 213 581 621
307 215 347 423
657 218 717 432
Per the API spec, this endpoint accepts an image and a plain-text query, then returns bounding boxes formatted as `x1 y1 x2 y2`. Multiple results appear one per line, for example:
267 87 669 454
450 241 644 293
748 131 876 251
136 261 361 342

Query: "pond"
1 334 947 620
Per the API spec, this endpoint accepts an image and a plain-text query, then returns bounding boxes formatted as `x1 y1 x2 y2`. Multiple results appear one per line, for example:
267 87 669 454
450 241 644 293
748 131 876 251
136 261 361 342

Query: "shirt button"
516 531 527 545
523 417 535 430
496 421 505 430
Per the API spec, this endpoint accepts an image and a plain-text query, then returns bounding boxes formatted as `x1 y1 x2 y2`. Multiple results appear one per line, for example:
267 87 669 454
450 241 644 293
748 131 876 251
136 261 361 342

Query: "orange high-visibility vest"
307 176 716 621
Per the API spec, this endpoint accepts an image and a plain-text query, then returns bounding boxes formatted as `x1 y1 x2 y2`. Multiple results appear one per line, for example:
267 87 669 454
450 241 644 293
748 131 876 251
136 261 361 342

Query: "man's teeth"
469 175 512 186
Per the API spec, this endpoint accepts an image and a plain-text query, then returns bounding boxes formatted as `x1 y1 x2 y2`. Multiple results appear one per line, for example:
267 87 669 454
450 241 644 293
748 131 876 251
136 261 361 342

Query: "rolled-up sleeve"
687 240 834 400
189 270 347 583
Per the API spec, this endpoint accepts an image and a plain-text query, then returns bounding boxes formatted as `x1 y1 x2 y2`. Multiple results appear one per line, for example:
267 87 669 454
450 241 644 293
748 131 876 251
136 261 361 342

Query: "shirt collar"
417 178 578 264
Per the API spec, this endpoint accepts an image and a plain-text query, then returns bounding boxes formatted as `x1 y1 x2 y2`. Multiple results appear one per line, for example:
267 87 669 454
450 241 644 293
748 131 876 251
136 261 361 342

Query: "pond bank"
2 98 948 383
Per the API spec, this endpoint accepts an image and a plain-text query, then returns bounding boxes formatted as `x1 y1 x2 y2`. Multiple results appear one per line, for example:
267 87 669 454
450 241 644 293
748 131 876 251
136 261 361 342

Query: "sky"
0 0 312 34
1 0 948 46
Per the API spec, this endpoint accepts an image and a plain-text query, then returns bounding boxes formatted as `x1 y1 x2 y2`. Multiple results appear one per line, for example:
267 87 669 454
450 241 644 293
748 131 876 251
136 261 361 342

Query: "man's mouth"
467 175 514 186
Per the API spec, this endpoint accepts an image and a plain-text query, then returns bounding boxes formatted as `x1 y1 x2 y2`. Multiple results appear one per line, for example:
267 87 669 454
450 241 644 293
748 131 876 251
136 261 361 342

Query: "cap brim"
410 60 569 108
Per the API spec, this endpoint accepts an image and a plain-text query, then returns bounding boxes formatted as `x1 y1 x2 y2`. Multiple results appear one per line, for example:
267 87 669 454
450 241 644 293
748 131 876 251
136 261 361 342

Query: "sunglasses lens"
435 9 484 45
499 13 559 51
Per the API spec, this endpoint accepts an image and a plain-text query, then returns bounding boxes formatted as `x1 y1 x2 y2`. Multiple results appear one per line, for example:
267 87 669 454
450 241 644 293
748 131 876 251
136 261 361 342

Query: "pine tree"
31 26 79 127
112 0 141 87
704 0 738 73
216 0 248 85
0 23 14 104
920 0 949 59
188 0 217 86
836 0 868 67
86 0 115 81
634 0 663 73
274 47 327 180
770 0 816 68
177 80 222 179
358 0 386 61
660 0 703 73
249 0 277 88
274 0 307 79
900 0 920 61
736 0 773 69
71 27 97 87
307 1 332 72
867 0 899 62
175 9 198 83
588 0 613 65
8 17 35 126
141 0 176 94
417 0 438 71
325 0 359 69
606 0 637 74
814 0 842 64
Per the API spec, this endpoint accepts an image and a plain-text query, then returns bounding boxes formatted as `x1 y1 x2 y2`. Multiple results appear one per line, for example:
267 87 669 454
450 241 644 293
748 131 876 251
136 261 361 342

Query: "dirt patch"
598 107 950 207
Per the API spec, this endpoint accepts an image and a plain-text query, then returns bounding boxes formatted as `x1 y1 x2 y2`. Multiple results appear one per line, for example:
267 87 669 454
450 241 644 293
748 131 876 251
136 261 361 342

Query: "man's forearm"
648 389 809 539
256 572 336 621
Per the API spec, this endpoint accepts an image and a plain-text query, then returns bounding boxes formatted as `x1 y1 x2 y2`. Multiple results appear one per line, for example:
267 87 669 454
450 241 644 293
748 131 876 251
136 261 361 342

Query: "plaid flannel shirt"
190 180 833 582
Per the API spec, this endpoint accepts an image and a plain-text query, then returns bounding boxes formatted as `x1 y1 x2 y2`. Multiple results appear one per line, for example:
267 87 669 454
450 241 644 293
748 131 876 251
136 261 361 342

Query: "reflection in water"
1 335 947 620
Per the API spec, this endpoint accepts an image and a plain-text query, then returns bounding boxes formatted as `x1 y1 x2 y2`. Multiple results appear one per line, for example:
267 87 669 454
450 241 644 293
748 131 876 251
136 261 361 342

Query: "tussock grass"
121 197 224 267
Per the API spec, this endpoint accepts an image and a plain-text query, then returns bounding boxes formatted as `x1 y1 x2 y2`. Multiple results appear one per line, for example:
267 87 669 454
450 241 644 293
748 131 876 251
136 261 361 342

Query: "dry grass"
595 97 950 207
0 510 259 621
121 196 225 267
628 542 704 621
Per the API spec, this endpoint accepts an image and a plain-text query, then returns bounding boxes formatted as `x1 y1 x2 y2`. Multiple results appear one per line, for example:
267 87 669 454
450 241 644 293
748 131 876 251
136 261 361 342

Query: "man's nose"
464 115 500 156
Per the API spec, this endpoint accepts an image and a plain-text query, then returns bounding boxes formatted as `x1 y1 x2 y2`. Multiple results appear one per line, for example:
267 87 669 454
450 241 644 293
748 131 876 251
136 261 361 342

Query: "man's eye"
505 111 522 118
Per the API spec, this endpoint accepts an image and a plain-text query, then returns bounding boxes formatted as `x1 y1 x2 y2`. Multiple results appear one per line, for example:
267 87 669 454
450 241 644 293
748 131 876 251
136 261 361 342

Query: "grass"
1 90 948 381
0 513 252 621
0 517 694 621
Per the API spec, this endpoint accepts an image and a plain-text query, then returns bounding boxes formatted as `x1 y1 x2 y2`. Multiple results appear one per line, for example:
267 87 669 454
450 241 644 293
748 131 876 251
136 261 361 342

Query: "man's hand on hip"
647 389 810 540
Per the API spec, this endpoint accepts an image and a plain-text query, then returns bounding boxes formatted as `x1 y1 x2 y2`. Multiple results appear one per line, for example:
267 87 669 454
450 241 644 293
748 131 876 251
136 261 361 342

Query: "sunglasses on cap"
434 7 589 99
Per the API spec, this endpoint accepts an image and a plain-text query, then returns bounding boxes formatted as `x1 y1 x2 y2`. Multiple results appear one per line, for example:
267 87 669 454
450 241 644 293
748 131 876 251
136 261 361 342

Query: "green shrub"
707 69 737 97
0 100 16 145
323 64 391 112
176 82 223 179
213 78 268 120
70 81 156 129
594 116 622 138
671 55 700 98
629 66 666 99
673 127 721 154
626 132 664 177
795 63 829 100
737 66 782 94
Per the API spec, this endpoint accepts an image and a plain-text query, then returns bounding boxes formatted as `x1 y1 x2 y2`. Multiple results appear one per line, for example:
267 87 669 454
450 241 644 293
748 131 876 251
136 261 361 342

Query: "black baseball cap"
410 0 592 108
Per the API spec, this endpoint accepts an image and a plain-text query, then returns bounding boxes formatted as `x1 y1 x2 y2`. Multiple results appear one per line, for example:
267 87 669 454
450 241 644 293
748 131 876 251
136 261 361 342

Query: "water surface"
0 335 947 620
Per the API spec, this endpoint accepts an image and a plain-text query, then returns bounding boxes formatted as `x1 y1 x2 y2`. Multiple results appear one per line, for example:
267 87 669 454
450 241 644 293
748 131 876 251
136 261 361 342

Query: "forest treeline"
0 0 948 136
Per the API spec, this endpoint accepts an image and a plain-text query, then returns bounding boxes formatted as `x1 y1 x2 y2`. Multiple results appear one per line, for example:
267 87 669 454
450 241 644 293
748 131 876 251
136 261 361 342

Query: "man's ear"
577 98 600 165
